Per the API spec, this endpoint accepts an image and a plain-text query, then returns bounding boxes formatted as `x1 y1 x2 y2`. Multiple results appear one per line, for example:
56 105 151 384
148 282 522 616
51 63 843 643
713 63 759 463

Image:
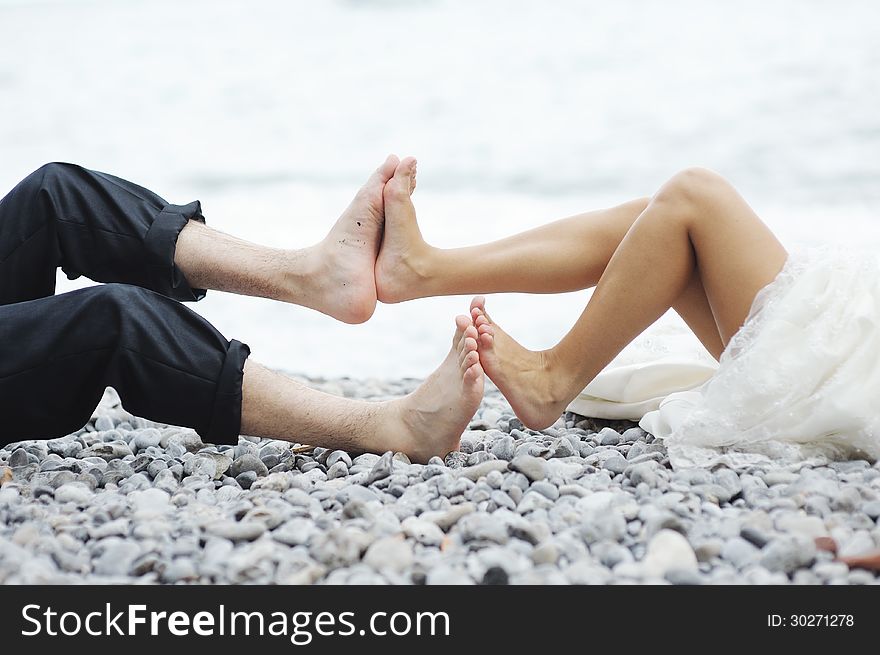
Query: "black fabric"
0 163 250 446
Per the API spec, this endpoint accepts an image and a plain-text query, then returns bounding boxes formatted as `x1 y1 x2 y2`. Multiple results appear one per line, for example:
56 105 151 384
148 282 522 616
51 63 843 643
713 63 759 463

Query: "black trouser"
0 163 250 447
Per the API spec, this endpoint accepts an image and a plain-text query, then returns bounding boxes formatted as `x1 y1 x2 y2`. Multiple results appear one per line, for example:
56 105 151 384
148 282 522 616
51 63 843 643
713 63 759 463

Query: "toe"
375 154 400 183
386 157 417 197
464 361 484 382
464 325 478 340
453 314 470 344
477 324 493 336
460 350 479 371
470 296 486 312
479 332 494 350
474 314 489 328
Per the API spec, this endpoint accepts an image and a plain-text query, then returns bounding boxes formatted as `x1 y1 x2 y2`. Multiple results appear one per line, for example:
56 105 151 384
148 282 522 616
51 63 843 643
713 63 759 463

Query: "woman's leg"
0 157 398 323
470 167 788 429
0 284 483 463
376 158 725 359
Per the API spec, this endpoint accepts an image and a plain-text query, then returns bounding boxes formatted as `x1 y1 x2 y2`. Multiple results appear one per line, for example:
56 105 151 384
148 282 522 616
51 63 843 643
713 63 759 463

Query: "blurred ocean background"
1 0 878 378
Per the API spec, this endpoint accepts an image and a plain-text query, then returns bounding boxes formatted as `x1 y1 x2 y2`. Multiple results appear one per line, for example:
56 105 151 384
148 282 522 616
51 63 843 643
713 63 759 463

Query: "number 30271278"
768 614 854 627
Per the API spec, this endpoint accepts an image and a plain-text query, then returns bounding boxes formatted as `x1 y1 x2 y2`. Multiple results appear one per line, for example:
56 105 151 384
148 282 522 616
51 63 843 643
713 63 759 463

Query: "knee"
18 162 78 198
84 284 156 328
652 167 729 214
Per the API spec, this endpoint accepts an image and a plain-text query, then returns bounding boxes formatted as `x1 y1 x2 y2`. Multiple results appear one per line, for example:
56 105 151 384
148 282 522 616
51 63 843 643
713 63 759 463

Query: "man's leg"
0 157 398 322
239 314 484 463
0 285 483 463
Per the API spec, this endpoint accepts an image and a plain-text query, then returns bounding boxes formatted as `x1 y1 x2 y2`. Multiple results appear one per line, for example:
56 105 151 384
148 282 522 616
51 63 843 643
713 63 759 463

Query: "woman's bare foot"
300 154 399 323
375 157 437 303
384 314 485 463
470 296 571 430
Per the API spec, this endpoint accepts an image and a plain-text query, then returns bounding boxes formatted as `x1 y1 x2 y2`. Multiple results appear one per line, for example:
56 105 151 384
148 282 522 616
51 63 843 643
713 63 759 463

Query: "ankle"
279 246 321 302
539 348 578 407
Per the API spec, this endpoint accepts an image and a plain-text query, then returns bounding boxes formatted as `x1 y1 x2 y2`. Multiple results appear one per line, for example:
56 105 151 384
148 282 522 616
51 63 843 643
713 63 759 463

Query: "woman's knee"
651 167 730 216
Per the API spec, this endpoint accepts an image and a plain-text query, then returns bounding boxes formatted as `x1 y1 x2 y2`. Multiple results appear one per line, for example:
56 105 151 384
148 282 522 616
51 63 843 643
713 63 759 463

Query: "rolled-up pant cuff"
143 200 207 302
199 339 251 445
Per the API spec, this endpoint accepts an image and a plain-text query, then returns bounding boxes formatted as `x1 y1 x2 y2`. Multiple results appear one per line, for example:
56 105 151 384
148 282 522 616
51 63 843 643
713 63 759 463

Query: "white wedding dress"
568 245 880 469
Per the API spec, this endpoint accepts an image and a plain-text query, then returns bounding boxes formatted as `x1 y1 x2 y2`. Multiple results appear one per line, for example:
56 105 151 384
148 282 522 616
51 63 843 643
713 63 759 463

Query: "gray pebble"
366 451 393 484
489 436 516 461
529 480 560 501
509 455 548 482
229 454 268 479
602 456 628 475
761 536 816 574
204 521 265 542
326 450 352 469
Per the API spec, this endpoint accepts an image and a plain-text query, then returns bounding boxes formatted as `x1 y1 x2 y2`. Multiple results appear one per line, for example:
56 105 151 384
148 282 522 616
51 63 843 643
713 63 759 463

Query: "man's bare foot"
385 314 484 463
470 296 570 430
300 154 398 323
375 157 436 303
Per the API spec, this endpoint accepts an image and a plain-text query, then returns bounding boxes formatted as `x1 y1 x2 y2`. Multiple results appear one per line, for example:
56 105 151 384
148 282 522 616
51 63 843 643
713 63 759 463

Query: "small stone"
80 442 133 461
204 521 266 542
762 470 798 486
602 456 628 475
93 538 141 577
251 471 291 491
54 482 94 505
183 455 217 479
132 429 162 452
161 558 198 583
326 461 349 480
548 437 576 459
761 536 816 574
235 471 257 489
430 503 475 531
509 455 547 482
774 514 827 538
598 428 621 446
529 480 559 501
147 459 167 479
47 438 82 458
167 432 204 454
481 566 509 585
457 513 509 544
621 427 647 443
401 517 445 546
862 500 880 519
94 415 115 431
489 436 516 461
229 454 268 478
456 460 508 482
740 526 771 548
721 537 761 569
363 537 413 573
642 529 698 577
366 451 393 484
531 542 559 565
665 568 703 585
714 468 742 499
626 462 658 487
272 518 319 546
326 450 352 469
129 488 170 517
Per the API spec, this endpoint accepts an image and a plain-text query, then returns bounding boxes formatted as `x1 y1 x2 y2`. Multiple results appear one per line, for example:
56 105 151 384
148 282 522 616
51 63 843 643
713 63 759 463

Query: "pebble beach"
1 380 879 586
